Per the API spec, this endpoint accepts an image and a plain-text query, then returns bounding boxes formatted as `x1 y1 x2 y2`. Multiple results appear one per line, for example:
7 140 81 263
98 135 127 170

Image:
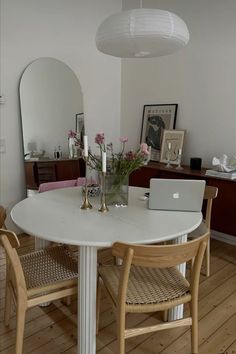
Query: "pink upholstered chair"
38 178 86 193
76 177 86 186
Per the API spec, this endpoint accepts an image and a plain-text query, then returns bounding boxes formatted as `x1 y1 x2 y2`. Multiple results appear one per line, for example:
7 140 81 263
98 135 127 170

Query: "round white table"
11 186 202 354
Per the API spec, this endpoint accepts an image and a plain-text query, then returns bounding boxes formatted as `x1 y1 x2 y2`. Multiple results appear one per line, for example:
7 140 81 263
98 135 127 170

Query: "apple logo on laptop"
173 192 180 199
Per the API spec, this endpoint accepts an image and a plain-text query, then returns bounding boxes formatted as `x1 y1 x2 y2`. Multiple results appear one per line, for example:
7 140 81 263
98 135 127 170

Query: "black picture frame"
140 104 178 162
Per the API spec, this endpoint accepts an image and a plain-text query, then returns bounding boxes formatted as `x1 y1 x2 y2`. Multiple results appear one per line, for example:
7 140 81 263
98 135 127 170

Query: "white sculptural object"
212 154 236 172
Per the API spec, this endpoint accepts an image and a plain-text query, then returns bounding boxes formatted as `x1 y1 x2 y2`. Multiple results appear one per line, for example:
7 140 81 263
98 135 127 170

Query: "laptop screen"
149 179 205 212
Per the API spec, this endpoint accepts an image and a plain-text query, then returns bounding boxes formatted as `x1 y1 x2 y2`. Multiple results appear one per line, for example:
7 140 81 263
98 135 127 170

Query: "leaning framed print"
160 129 185 165
140 104 178 161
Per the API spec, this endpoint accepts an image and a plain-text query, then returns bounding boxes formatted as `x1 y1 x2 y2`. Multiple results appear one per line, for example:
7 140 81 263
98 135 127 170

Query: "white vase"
68 137 75 159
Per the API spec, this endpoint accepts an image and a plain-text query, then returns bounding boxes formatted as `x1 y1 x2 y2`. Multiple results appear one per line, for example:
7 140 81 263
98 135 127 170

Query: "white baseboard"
211 230 236 246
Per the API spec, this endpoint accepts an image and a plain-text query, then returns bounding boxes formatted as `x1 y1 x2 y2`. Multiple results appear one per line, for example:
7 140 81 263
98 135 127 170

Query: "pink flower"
125 151 136 161
87 133 148 174
68 130 77 138
95 132 105 145
140 143 149 155
119 136 128 143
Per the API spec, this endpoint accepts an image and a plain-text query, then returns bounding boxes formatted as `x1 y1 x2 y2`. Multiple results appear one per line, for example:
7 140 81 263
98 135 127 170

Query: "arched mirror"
20 58 85 191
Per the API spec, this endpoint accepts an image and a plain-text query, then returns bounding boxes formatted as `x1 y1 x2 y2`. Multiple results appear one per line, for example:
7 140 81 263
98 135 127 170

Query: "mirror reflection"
20 58 85 192
20 57 83 160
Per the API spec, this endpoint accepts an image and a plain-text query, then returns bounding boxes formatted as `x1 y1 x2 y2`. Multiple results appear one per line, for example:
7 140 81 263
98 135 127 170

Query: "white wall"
0 0 121 219
121 0 236 167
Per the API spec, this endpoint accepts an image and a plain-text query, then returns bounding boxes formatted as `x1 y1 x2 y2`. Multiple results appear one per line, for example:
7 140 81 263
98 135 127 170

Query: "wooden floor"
0 235 236 354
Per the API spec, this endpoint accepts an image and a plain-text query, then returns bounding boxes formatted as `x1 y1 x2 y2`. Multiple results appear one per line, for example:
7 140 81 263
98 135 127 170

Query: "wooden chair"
0 205 7 228
0 205 33 243
0 228 78 354
97 233 209 354
188 185 218 277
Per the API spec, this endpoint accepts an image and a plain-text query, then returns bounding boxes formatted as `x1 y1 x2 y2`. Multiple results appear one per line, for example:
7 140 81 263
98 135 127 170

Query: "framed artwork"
140 104 178 161
160 129 185 165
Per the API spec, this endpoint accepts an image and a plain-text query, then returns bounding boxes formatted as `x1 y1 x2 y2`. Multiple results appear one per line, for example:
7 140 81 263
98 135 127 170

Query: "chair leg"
61 296 71 306
205 239 210 277
190 258 194 277
117 312 126 354
190 299 198 354
16 301 27 354
162 310 168 322
4 282 12 326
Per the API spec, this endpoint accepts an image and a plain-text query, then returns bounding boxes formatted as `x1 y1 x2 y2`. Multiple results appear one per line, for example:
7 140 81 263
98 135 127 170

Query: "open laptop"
148 179 205 211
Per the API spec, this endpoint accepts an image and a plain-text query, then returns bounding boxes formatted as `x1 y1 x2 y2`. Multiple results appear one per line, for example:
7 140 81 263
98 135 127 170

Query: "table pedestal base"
168 234 187 321
35 237 50 250
79 246 97 354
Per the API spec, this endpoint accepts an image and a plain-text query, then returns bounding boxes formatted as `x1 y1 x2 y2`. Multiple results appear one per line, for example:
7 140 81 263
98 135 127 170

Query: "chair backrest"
38 177 86 193
76 177 86 186
203 186 218 229
113 233 208 269
112 233 209 305
39 179 77 192
0 229 27 300
0 206 7 228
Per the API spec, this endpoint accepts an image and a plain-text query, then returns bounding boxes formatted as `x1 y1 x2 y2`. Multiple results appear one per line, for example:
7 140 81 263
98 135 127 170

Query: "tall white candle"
102 151 106 173
178 148 182 155
83 135 88 157
168 142 172 150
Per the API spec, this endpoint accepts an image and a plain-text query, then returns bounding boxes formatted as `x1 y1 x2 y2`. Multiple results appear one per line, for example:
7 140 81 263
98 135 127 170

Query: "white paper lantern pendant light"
96 1 189 58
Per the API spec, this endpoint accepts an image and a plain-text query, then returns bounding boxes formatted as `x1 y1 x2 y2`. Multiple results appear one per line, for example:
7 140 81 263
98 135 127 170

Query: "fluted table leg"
79 246 97 354
168 234 187 321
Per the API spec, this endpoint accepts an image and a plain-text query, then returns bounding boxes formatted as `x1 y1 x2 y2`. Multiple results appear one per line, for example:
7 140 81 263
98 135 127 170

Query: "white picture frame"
160 129 185 165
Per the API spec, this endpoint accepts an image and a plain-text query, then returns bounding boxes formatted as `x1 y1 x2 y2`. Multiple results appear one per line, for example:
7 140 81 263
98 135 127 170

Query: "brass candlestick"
80 157 92 210
98 172 109 213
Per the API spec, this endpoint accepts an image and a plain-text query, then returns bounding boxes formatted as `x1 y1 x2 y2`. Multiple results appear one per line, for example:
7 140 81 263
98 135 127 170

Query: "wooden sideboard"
130 162 236 237
25 158 85 190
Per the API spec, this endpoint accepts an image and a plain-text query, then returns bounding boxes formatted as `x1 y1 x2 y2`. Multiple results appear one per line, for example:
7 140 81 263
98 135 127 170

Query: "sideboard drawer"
25 158 85 190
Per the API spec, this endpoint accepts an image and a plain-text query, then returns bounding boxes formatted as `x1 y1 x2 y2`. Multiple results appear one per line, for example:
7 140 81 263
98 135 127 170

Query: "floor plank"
199 313 236 354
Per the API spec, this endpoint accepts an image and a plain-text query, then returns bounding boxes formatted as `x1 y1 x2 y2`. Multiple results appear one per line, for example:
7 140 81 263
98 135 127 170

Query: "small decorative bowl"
82 184 100 197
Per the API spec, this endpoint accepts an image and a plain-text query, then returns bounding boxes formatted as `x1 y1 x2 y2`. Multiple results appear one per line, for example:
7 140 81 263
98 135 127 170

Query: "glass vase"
103 173 129 207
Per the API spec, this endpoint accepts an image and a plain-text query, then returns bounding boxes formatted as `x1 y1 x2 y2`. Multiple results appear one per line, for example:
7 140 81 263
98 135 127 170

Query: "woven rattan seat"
20 245 78 291
0 229 78 354
97 235 209 354
99 265 190 307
